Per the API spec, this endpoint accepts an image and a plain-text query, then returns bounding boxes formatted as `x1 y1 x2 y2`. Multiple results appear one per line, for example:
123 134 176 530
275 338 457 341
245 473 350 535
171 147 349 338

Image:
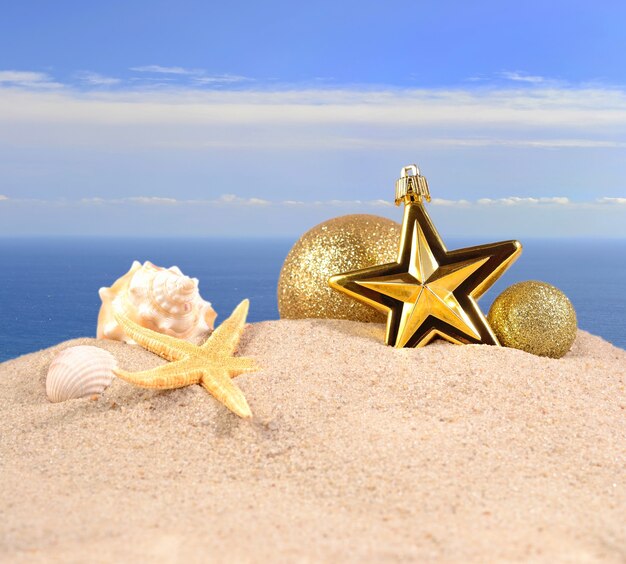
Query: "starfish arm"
202 299 249 355
225 356 260 375
200 369 252 418
113 311 196 361
114 362 202 389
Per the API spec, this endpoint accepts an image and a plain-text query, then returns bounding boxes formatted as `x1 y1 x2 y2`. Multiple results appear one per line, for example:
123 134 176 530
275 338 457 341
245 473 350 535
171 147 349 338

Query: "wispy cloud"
0 82 624 166
477 197 571 205
0 70 47 83
127 196 178 205
0 195 8 201
431 198 471 206
428 138 626 149
79 195 271 206
4 194 625 237
127 65 252 88
0 69 624 239
75 71 121 86
0 70 62 89
130 65 203 76
597 197 626 205
213 194 270 206
81 196 178 205
3 83 626 127
194 74 250 85
499 71 546 84
10 195 626 208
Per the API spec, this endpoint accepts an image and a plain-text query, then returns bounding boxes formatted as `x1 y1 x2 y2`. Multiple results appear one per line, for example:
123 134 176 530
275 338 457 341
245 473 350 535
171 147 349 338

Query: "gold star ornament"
113 299 258 418
329 165 522 348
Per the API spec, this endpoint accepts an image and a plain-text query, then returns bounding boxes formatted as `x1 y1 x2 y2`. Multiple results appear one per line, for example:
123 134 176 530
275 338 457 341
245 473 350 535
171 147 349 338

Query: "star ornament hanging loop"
328 165 522 348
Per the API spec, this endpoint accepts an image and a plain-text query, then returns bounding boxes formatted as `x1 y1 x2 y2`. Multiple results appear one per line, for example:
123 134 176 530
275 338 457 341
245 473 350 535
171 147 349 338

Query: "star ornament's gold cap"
395 164 431 206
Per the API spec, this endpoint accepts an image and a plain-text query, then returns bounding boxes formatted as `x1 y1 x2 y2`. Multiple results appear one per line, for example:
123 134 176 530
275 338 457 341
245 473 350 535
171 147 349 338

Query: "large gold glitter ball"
278 214 401 321
487 281 577 358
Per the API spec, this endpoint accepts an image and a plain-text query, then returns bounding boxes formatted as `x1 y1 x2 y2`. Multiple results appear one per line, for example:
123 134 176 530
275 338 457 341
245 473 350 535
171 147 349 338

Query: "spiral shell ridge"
97 261 217 344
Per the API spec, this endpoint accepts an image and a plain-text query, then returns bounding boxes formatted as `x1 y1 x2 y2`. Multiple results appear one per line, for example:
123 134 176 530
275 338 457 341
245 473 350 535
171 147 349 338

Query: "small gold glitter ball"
487 281 577 358
278 214 401 321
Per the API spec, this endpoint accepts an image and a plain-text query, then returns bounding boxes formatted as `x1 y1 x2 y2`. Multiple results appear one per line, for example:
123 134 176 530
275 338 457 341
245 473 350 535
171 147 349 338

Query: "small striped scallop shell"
46 346 117 403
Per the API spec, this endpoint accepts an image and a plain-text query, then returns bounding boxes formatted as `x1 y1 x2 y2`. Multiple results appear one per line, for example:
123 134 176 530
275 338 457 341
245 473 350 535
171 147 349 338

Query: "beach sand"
1 319 625 563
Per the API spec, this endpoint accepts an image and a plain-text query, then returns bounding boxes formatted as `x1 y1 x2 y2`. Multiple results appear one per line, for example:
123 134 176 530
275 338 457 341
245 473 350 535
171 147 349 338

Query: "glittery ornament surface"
487 281 577 358
278 215 401 321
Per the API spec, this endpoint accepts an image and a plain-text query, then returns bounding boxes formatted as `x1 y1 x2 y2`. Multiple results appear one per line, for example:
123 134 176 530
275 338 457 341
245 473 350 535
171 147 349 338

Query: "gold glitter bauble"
487 281 577 358
278 215 401 321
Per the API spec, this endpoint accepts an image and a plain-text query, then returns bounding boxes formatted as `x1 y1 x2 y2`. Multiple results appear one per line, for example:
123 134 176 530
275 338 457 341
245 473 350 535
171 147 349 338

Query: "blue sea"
0 237 624 362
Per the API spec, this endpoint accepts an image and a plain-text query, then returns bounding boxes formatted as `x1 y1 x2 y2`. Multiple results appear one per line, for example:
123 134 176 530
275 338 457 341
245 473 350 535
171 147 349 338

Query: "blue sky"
0 0 625 237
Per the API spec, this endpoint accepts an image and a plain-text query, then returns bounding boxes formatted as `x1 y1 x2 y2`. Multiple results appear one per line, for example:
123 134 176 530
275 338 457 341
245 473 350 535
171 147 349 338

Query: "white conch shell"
46 345 117 403
97 261 217 344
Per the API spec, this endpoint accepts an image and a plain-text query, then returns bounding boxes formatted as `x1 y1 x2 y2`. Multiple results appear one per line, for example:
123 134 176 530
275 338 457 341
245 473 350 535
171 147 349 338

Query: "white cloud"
82 196 177 205
0 76 624 235
127 196 178 205
194 74 250 85
81 196 178 205
0 70 62 89
0 70 46 83
431 198 470 206
504 139 626 148
500 71 546 84
429 138 626 149
2 71 626 149
130 65 203 76
247 197 270 206
0 195 8 201
366 199 394 207
76 71 121 86
3 193 625 238
597 197 626 205
130 66 251 86
81 197 106 204
80 194 269 206
477 197 571 206
212 194 270 206
541 197 571 205
280 199 393 208
2 85 626 138
9 195 626 208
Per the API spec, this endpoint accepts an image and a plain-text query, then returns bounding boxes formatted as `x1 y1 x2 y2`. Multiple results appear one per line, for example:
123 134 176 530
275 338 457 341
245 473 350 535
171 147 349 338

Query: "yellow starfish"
113 299 258 418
